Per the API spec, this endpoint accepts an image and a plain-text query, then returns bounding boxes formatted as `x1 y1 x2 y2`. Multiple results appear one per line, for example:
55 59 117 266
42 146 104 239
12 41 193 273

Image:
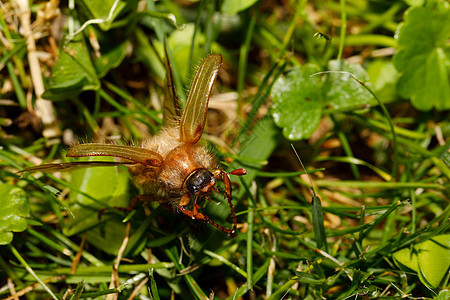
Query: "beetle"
22 48 246 235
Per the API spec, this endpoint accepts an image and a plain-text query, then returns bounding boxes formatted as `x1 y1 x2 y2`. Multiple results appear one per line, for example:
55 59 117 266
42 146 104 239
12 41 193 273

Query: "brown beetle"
22 49 246 234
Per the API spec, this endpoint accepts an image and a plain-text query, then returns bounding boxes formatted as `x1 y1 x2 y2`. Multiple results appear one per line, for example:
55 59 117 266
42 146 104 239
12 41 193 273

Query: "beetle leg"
179 193 208 221
179 193 205 220
178 191 237 235
192 193 202 217
208 168 247 235
179 193 192 214
210 169 244 235
221 172 237 235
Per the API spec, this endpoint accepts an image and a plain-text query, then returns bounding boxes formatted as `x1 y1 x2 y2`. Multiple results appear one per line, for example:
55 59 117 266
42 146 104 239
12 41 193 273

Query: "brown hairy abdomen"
128 143 216 207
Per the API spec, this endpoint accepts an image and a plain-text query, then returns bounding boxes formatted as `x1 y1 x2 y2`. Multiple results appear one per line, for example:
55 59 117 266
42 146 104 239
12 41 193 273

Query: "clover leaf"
271 60 375 141
393 235 450 289
43 34 100 101
271 64 322 140
393 0 450 110
0 184 30 245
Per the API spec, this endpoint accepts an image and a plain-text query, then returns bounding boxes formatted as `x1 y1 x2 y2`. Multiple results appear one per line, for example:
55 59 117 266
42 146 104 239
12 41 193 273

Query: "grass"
1 0 449 299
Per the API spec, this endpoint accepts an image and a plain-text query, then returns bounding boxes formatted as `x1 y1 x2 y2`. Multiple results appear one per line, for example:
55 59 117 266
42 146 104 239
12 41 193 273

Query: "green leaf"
434 290 450 300
77 0 137 31
393 0 450 110
167 24 205 85
43 35 100 100
62 157 130 255
271 64 322 141
325 59 376 110
270 60 377 141
232 117 280 195
134 29 165 81
149 269 161 300
221 0 258 15
393 247 420 272
93 30 130 77
0 184 30 245
444 150 450 167
405 0 424 6
137 24 205 101
312 195 327 251
416 235 450 289
70 281 85 300
393 235 450 288
367 60 399 103
295 271 326 284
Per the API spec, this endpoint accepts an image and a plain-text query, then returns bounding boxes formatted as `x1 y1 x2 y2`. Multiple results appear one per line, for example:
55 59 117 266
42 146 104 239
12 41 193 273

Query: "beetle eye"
186 169 215 194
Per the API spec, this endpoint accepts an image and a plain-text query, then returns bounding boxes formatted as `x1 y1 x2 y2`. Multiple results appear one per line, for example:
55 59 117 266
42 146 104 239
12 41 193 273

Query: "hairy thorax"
127 127 216 205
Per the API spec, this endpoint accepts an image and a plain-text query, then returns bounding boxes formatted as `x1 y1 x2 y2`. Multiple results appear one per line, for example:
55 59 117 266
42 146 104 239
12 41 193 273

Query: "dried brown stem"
14 0 61 138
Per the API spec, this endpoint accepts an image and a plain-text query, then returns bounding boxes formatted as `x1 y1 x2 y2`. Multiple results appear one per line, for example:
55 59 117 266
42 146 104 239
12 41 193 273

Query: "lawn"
0 0 449 299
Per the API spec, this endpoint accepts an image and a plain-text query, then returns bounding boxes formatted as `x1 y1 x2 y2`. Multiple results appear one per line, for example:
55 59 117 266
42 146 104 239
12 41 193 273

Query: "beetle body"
128 127 216 210
22 50 246 234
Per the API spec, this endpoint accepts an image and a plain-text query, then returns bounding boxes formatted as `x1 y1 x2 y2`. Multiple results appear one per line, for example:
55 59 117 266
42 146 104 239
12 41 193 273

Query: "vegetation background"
0 0 449 299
